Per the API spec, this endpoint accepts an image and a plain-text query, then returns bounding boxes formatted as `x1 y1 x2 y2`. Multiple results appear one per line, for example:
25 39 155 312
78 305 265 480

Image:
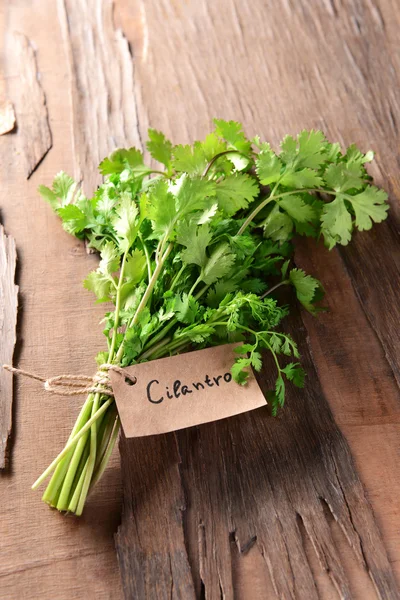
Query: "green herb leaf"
216 173 259 216
146 129 172 170
112 193 139 251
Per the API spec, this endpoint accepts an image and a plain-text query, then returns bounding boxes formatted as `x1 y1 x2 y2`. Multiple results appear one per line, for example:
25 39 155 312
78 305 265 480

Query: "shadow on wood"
115 305 399 600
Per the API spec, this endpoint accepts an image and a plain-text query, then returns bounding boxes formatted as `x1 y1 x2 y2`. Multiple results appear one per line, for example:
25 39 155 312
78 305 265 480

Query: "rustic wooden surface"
0 0 399 599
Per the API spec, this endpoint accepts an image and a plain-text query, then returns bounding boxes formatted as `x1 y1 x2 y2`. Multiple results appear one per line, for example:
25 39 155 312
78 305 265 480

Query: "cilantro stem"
189 276 202 297
32 398 113 490
202 150 250 178
116 242 174 363
236 187 337 236
139 232 152 280
169 264 186 291
76 393 99 515
236 325 283 376
260 280 289 299
68 460 88 513
108 249 129 361
150 339 190 360
56 431 89 510
140 336 172 360
90 424 120 490
41 394 95 504
90 413 120 490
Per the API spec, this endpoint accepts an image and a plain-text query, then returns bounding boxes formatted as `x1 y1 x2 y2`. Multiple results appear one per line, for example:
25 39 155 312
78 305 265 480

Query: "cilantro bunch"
35 120 389 514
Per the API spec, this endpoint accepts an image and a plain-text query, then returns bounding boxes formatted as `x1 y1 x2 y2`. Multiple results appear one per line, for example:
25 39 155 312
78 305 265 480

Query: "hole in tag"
125 376 137 386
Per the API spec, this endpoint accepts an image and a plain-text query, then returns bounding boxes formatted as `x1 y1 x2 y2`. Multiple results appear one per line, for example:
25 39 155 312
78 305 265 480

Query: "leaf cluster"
39 120 389 411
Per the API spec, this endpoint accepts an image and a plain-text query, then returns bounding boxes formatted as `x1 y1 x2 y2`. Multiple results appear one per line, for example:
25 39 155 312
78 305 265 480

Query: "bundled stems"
36 240 175 513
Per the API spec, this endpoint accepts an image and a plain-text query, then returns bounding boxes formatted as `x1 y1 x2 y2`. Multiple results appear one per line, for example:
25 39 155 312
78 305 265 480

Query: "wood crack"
58 0 142 195
11 32 52 178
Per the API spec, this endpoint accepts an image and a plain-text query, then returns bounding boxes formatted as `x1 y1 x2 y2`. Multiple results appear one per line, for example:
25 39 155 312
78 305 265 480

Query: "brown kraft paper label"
109 343 267 437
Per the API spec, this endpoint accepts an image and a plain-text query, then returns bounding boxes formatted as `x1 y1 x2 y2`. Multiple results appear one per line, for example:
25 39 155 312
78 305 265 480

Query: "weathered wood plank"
0 2 122 598
116 433 196 599
12 31 52 178
58 0 142 195
177 301 398 600
339 225 400 388
0 224 18 469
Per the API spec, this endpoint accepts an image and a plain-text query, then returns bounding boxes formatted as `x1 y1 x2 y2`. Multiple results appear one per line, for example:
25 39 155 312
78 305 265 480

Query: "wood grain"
0 2 122 598
58 0 142 195
12 31 52 178
0 224 18 469
116 433 195 599
0 0 399 598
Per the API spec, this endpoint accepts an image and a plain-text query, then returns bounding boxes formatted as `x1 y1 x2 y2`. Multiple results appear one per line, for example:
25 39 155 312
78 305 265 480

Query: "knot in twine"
2 363 137 397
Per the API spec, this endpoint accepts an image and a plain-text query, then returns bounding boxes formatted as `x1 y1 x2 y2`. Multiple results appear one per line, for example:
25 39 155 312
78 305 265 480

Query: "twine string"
2 363 137 397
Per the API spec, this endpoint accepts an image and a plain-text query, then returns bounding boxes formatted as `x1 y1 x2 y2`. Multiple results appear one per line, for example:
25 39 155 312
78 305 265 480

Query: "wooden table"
1 1 399 598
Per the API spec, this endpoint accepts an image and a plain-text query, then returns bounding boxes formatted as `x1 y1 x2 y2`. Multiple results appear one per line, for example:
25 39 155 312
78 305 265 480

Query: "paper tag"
109 343 267 437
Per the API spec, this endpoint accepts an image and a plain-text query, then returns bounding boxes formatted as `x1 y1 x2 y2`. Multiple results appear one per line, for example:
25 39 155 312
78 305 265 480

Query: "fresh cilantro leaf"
280 168 323 189
99 148 144 176
324 162 364 192
201 243 235 285
267 374 286 414
172 143 207 176
52 172 76 202
124 249 147 283
148 179 177 239
289 268 322 313
216 173 259 216
38 185 59 210
269 333 282 353
344 143 374 165
278 195 317 222
173 293 200 324
234 343 255 354
347 187 389 231
172 175 216 216
250 351 262 372
231 357 252 384
179 324 215 343
213 119 252 154
201 132 226 161
296 130 327 169
281 363 305 387
38 172 81 211
83 271 112 302
98 241 120 275
176 222 212 267
262 206 293 242
256 148 282 185
197 203 219 225
321 195 352 248
146 129 172 170
281 130 327 169
282 335 299 358
206 281 237 307
112 193 139 251
96 186 117 216
241 278 267 294
57 205 88 235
